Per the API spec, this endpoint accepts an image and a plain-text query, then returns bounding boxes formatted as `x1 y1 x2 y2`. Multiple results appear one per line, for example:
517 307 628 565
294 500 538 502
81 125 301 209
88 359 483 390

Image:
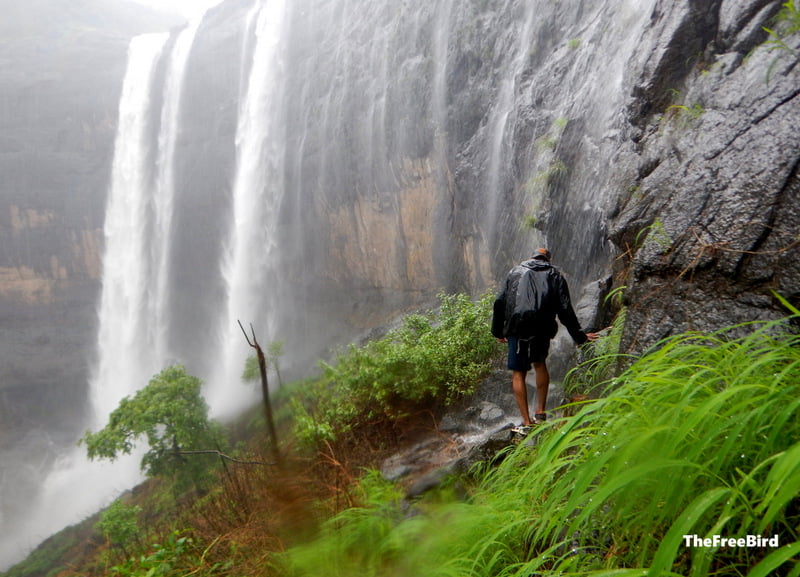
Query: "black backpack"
493 263 555 339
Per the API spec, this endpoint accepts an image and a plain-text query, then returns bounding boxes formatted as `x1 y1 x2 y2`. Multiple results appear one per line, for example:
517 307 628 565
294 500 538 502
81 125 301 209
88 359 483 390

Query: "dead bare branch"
238 319 282 466
174 450 274 466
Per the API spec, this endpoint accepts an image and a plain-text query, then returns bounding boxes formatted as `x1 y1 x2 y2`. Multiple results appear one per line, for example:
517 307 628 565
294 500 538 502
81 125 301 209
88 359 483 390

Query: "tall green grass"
283 318 800 577
563 306 631 397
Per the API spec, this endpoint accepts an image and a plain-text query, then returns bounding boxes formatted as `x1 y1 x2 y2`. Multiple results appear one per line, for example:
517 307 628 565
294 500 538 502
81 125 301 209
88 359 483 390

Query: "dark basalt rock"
2 0 799 565
609 0 800 353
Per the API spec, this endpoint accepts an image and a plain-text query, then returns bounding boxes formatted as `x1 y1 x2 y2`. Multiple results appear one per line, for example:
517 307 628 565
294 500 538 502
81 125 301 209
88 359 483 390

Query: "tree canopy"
81 365 225 484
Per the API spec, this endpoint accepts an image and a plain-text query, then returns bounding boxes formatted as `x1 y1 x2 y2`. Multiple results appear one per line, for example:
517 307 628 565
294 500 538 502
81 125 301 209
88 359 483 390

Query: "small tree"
266 339 285 387
81 365 226 489
95 498 142 558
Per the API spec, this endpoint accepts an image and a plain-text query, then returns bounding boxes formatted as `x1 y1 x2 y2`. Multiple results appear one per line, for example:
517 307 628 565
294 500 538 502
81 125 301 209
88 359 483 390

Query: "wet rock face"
0 7 126 409
609 0 800 353
1 1 798 564
1 0 798 485
0 0 180 494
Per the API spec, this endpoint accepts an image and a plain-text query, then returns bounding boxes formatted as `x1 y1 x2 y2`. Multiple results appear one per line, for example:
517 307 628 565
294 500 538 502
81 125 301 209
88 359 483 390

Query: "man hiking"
492 248 598 433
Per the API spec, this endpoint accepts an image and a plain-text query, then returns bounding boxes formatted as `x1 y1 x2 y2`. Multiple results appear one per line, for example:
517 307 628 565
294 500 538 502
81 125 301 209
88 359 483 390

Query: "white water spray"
0 20 205 566
91 33 170 419
151 17 204 361
208 0 287 416
483 1 538 257
0 34 167 566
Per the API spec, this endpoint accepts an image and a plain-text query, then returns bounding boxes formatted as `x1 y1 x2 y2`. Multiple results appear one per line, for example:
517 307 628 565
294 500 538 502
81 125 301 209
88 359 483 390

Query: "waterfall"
526 0 657 278
92 15 205 426
208 0 287 415
93 19 204 419
0 33 167 564
91 33 170 420
151 18 204 363
482 0 538 261
0 22 204 566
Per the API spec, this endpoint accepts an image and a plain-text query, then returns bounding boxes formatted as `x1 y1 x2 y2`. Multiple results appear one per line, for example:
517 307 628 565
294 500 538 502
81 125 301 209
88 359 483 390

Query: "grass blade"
747 541 800 577
648 487 731 576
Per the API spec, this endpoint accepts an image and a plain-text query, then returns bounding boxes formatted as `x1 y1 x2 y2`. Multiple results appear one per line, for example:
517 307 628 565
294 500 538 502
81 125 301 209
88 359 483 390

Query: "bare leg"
512 370 532 425
533 361 550 417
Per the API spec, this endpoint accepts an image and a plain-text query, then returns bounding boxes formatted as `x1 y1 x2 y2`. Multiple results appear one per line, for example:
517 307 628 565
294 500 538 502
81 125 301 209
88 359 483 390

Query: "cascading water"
482 0 538 261
208 0 287 415
151 17 205 363
0 21 203 567
91 32 170 420
92 19 203 418
3 0 671 568
92 16 206 420
519 0 658 280
0 33 168 564
273 0 659 309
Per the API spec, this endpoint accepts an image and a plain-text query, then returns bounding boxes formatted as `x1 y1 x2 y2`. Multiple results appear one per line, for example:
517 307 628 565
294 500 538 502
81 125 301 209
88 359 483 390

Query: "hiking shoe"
511 424 532 435
533 413 547 425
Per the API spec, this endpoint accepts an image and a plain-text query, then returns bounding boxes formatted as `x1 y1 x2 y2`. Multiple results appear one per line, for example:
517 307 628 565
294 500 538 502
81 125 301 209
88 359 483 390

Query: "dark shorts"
507 335 551 371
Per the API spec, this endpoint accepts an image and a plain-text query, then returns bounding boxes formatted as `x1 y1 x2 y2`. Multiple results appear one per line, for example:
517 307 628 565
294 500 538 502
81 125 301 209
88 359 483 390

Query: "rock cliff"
0 0 180 394
0 0 180 559
610 0 800 351
2 0 797 456
1 0 798 566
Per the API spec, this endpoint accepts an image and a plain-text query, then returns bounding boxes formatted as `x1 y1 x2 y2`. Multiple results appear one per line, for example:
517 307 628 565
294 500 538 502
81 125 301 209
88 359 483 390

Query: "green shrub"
108 531 232 577
95 499 142 557
81 365 227 491
292 291 501 445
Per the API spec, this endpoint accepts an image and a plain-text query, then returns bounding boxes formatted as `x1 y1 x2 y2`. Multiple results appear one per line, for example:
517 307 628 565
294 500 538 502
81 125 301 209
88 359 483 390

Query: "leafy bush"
107 531 232 577
81 365 227 490
95 499 142 557
292 291 501 445
284 317 800 576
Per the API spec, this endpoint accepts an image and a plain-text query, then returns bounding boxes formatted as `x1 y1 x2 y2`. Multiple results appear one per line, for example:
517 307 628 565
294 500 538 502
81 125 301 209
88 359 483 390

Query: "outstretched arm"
554 274 590 344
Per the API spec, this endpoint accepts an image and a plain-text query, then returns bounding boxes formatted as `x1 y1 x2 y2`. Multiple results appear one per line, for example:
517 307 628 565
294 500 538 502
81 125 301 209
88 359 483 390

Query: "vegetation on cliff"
286 318 800 576
3 297 799 577
291 291 500 446
81 366 227 492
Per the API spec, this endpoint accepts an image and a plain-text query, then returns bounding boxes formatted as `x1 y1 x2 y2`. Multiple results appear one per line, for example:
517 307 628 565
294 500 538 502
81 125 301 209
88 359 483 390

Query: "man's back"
493 257 587 344
502 259 558 339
